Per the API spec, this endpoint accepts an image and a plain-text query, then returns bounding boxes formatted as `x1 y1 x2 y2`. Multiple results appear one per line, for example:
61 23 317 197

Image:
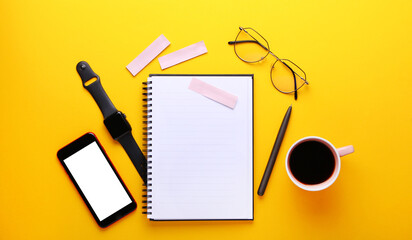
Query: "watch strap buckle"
76 61 100 87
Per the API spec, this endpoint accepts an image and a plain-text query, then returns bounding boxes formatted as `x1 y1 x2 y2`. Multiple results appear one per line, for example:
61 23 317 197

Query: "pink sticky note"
188 78 238 109
158 41 207 70
126 34 170 76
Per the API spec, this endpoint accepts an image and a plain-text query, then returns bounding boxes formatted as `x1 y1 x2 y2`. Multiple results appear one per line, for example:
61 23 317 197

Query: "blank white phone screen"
64 142 132 221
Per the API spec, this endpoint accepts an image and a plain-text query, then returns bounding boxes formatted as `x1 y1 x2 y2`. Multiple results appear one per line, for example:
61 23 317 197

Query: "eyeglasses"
228 27 308 100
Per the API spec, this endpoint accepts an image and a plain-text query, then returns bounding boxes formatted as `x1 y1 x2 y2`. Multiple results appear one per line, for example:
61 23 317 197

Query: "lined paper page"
148 75 253 220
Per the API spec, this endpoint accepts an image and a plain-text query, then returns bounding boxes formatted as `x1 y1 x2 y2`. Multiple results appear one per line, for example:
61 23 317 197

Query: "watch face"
104 112 132 140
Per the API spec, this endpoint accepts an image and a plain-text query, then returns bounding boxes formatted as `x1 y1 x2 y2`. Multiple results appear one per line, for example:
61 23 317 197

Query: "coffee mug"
285 136 354 191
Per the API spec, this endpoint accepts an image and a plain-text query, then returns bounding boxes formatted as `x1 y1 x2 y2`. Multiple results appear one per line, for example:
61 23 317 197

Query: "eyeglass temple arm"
281 61 298 100
228 40 270 51
273 54 309 85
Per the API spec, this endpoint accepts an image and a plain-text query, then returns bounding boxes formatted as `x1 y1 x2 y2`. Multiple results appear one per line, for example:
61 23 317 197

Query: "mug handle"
337 145 354 157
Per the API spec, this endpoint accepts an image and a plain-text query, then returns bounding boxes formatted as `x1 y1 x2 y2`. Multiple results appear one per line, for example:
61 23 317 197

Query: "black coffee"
289 140 336 185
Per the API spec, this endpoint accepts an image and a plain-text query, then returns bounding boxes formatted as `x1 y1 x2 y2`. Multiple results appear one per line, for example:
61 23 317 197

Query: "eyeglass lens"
271 59 306 93
234 28 269 63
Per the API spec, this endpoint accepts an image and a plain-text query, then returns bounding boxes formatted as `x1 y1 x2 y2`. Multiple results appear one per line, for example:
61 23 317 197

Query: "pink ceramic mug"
285 136 354 191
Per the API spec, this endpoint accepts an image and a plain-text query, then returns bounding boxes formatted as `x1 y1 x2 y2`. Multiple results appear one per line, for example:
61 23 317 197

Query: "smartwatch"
76 61 147 185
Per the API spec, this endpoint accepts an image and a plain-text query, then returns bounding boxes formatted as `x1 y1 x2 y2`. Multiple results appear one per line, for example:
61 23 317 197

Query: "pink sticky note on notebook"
188 78 238 109
126 34 170 76
158 41 207 70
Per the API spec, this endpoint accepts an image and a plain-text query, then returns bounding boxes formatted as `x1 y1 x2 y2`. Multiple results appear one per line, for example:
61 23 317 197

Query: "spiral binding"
142 81 153 216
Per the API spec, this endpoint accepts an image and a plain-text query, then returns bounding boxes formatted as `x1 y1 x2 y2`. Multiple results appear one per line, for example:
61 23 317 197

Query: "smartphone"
57 132 136 228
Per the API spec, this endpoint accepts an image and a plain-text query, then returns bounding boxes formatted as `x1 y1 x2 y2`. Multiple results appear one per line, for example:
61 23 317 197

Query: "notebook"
142 74 253 221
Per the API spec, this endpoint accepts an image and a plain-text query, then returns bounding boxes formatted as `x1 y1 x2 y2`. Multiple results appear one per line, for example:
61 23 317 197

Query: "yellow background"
1 0 411 239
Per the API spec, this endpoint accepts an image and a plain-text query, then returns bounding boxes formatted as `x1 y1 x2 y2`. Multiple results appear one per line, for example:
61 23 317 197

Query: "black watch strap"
76 61 117 118
76 61 147 185
117 132 147 183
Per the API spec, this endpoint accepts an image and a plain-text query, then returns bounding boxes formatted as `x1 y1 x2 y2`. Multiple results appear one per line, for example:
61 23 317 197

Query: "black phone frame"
57 132 136 228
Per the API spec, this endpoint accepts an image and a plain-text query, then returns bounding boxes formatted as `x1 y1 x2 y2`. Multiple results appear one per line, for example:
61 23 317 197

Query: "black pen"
258 105 292 196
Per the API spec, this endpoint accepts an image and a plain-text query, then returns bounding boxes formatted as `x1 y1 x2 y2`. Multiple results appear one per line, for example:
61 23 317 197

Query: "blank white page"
146 75 253 220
